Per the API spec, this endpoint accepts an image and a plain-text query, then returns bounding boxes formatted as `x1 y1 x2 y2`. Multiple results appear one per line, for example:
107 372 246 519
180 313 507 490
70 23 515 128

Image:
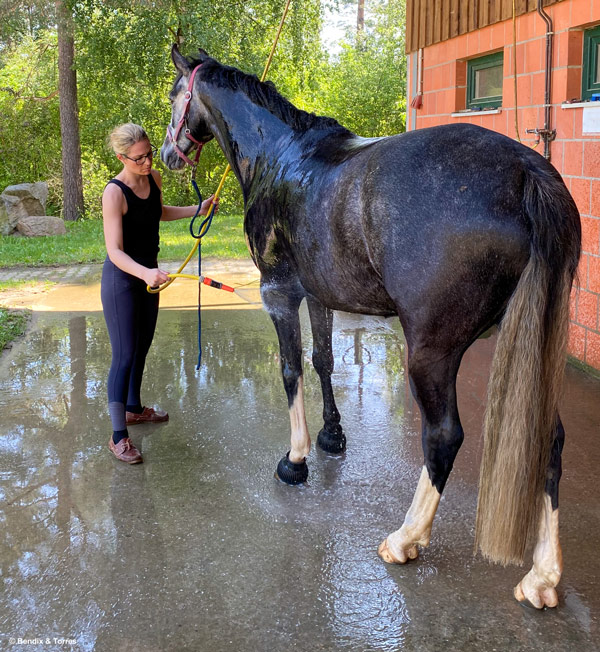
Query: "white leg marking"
514 495 562 608
378 466 441 564
288 376 311 463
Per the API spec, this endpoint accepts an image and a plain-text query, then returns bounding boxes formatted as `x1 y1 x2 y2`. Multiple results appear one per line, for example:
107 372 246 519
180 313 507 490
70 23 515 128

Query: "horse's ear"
196 49 210 62
171 44 192 75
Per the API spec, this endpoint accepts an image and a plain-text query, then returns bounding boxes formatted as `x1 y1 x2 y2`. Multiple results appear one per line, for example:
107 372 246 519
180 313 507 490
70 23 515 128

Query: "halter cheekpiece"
167 63 205 167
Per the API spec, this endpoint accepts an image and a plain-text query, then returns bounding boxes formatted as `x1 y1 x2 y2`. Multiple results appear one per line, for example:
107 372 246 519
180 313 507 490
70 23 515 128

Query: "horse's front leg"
262 280 310 484
514 417 564 609
306 296 346 454
379 346 464 563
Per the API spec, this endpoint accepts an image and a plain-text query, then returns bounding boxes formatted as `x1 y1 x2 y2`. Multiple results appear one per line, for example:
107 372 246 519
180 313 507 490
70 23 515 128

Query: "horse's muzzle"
160 141 187 171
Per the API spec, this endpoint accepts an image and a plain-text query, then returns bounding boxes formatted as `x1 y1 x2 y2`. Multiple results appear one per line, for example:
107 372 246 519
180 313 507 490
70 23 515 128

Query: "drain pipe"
527 0 556 159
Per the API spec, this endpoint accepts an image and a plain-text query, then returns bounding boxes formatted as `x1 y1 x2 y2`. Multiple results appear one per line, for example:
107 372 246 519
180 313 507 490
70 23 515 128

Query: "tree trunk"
357 0 365 31
56 0 84 221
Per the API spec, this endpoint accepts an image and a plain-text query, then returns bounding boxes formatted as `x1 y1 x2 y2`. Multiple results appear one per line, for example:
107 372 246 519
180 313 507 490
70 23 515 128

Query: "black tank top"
107 174 162 265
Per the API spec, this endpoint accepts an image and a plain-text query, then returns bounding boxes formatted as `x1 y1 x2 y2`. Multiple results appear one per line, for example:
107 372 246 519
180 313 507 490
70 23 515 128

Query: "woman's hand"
200 194 219 216
143 267 170 288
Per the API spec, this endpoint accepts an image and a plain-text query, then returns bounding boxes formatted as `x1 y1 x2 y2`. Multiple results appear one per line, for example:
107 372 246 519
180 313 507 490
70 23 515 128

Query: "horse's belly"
299 266 397 317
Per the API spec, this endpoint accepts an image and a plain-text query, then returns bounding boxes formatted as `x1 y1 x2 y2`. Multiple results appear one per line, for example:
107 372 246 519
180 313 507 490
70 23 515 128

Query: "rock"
0 194 28 235
3 182 48 213
16 216 66 237
0 182 49 235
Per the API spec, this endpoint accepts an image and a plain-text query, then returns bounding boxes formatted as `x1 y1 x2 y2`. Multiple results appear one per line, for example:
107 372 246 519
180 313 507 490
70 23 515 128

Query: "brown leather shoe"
109 437 143 464
125 406 169 425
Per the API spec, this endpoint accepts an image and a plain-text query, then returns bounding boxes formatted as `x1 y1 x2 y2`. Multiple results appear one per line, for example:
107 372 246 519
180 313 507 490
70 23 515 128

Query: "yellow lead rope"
148 0 292 294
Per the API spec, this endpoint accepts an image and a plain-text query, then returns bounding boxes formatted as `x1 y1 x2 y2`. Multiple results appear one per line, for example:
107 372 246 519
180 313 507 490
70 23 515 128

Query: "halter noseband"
167 63 205 167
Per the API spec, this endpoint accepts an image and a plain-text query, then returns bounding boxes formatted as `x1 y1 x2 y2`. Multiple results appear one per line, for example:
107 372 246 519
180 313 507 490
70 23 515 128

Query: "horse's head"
160 45 214 170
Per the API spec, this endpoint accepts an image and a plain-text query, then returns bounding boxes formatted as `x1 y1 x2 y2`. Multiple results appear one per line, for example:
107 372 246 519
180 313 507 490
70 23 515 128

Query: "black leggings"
101 258 159 431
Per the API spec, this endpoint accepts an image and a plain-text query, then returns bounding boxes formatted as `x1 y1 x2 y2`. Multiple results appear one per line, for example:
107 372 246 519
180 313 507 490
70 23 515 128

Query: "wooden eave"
406 0 562 53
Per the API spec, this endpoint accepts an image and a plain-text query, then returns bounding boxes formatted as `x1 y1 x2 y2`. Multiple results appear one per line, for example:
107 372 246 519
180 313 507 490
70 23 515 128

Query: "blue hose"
187 178 217 370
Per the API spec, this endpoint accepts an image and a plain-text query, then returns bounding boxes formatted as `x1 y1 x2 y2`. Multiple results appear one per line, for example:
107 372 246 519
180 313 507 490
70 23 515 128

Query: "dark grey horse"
161 46 581 608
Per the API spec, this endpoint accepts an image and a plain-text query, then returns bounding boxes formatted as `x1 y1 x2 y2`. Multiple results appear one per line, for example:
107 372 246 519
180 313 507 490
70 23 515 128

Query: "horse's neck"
206 89 298 192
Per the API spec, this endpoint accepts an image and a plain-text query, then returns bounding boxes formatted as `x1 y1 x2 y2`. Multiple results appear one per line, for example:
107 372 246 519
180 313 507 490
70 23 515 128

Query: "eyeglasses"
122 146 158 165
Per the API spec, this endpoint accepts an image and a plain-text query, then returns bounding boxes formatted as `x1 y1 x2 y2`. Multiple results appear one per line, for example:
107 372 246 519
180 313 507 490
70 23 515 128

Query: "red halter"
167 64 205 167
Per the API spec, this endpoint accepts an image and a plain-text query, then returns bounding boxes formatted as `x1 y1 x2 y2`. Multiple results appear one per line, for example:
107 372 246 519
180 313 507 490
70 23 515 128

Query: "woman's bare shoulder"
102 180 125 212
150 168 163 189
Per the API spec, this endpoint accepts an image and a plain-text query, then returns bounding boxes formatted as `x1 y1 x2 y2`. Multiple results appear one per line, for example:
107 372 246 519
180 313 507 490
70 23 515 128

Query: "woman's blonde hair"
108 123 149 155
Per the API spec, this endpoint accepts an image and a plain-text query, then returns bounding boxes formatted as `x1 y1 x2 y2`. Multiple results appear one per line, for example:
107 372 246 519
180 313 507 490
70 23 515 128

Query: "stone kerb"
0 182 65 237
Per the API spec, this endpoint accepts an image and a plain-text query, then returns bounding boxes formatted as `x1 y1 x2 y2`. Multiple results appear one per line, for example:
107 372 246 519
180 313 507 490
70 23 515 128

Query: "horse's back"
281 123 577 342
361 123 549 221
315 124 540 261
296 124 573 340
357 126 564 321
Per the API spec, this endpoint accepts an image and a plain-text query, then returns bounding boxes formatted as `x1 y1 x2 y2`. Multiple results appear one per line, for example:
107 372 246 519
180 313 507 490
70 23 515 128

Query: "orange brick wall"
407 0 600 369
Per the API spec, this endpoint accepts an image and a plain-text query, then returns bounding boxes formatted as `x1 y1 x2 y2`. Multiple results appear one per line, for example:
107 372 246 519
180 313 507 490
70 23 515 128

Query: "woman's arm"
102 183 169 287
161 196 219 221
153 167 219 221
161 204 202 221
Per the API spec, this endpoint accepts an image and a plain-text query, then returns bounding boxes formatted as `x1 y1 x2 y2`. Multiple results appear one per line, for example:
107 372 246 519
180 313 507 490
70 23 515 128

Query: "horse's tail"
474 162 581 565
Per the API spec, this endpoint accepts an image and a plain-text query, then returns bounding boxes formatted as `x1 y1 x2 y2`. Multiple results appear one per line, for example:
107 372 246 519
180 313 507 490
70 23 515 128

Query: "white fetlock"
514 498 562 609
378 467 440 565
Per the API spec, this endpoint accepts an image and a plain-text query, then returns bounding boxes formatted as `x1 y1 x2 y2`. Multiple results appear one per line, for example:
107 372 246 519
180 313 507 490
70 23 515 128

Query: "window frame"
582 25 600 100
466 51 504 110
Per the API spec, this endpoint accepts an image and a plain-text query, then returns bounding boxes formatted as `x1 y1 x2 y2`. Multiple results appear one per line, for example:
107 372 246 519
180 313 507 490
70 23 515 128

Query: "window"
582 25 600 100
467 52 503 110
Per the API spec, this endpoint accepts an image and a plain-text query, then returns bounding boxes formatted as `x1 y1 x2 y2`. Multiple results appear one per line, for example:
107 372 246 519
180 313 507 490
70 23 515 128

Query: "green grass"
0 307 29 351
0 279 53 292
0 281 40 352
160 213 249 260
0 213 248 268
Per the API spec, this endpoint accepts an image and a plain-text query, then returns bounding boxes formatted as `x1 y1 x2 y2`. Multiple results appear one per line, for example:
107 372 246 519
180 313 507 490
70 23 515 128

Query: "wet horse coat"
161 47 581 608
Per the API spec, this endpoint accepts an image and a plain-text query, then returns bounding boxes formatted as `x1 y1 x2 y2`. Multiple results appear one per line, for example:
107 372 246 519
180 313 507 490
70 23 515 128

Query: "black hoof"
276 452 308 485
317 427 346 454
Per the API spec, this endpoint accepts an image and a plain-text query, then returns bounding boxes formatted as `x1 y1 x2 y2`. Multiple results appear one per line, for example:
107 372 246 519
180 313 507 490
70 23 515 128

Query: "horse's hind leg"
379 345 464 563
514 416 564 609
306 296 346 454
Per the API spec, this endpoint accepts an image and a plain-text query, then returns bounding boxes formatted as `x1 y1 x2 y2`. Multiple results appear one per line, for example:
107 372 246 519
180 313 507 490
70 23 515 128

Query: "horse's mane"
193 57 352 136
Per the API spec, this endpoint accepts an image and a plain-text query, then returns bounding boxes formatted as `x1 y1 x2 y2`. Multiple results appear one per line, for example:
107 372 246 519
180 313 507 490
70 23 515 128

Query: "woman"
102 123 217 464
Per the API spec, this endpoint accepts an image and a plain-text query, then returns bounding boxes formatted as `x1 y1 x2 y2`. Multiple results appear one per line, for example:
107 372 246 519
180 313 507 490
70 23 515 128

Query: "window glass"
467 52 503 109
474 65 503 100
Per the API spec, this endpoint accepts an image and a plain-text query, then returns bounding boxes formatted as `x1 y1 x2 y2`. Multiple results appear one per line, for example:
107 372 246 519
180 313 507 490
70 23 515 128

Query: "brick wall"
407 0 600 369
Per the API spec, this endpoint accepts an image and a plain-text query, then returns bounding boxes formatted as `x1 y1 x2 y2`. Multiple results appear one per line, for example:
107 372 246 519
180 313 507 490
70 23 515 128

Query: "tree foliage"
0 29 62 207
0 0 56 48
0 0 406 218
301 0 406 137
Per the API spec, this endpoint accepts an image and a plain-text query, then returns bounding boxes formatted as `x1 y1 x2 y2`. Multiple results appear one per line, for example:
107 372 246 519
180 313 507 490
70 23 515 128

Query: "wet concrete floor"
0 261 599 651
